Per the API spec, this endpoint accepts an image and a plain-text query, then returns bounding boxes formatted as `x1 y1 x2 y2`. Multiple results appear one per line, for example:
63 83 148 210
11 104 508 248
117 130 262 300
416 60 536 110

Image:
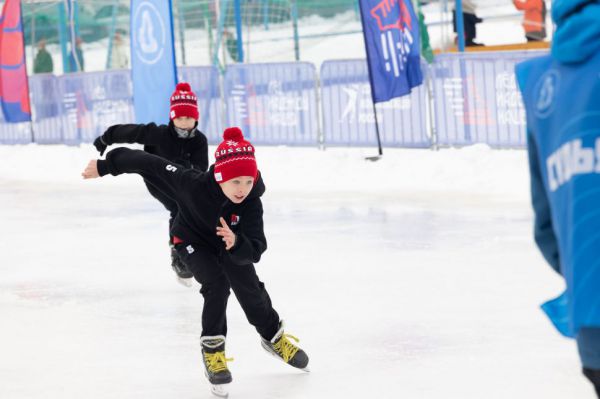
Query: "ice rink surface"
0 144 595 398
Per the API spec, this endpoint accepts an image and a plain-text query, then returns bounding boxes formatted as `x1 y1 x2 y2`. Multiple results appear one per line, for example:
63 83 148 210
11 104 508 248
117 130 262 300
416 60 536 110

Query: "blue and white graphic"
320 59 429 147
130 0 176 124
358 0 423 103
534 69 560 119
223 62 319 146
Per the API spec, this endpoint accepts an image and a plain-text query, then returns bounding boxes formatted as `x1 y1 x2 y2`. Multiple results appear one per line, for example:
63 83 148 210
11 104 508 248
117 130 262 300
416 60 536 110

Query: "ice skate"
261 321 309 371
200 335 233 397
170 243 193 286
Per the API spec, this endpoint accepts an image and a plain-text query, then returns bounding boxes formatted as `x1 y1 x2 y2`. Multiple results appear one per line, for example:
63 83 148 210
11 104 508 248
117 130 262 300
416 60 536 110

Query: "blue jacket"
515 0 600 337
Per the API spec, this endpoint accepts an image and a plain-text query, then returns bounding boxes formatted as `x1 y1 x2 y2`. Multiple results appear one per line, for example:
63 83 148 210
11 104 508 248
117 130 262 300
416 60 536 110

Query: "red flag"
0 0 31 122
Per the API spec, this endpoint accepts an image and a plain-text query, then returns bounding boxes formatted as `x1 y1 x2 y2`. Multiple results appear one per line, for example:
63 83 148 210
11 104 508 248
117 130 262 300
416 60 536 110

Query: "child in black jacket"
92 82 208 283
82 127 309 392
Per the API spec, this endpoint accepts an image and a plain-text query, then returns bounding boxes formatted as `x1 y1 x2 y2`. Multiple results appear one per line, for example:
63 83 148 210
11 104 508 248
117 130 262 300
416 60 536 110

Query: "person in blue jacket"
516 0 600 396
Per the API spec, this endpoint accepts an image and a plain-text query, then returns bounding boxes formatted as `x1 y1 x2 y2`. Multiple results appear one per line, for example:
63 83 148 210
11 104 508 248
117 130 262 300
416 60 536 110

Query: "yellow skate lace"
273 334 300 363
204 351 233 373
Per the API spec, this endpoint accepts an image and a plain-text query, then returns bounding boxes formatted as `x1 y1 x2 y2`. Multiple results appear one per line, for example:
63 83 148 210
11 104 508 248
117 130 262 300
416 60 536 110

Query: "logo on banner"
267 80 308 127
359 0 422 102
495 72 526 126
133 1 166 65
340 84 411 124
370 0 414 78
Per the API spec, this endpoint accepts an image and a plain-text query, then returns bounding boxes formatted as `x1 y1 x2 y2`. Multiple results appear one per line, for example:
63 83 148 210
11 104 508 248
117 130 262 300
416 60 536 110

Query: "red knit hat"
169 82 199 120
214 127 257 183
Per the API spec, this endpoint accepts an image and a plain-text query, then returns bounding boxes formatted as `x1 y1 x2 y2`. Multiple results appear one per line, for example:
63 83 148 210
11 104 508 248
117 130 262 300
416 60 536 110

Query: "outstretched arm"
93 123 164 155
82 147 193 201
82 160 100 179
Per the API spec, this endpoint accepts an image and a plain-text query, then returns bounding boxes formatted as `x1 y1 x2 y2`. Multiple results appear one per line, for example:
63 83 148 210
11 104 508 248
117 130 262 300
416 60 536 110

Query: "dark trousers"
583 368 600 398
176 243 280 340
145 179 178 241
452 11 483 46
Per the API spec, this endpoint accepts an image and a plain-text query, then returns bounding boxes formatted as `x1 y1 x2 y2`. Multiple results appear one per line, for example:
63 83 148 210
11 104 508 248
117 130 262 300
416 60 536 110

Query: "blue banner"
223 62 319 146
179 66 223 144
320 59 430 148
0 0 31 123
130 0 177 124
358 0 423 103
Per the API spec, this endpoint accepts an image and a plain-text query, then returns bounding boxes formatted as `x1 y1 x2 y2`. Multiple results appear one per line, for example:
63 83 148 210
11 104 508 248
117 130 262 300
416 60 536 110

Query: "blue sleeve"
527 132 561 274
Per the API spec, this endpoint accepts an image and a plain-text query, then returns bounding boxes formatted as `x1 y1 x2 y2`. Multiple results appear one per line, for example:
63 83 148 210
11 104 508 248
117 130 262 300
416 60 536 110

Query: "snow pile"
0 143 530 204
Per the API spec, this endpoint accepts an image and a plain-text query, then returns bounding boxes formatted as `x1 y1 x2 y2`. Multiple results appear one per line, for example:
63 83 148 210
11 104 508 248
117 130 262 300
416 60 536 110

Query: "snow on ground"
0 144 596 398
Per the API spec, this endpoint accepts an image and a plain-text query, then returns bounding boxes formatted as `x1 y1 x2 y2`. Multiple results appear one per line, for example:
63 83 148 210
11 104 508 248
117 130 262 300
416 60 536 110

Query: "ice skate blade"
210 383 229 398
175 276 193 288
261 341 310 372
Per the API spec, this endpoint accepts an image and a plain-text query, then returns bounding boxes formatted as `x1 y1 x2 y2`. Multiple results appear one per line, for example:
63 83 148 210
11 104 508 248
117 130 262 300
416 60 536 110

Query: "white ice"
0 144 596 398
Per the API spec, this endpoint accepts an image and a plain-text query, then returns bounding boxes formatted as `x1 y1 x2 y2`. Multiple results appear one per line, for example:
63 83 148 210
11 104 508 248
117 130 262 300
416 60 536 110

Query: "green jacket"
418 9 434 63
33 48 53 74
411 0 434 63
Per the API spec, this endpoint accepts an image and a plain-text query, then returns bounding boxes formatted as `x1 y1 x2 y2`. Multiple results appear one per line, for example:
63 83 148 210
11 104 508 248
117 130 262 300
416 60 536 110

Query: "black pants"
584 368 600 398
145 179 178 241
176 243 280 340
452 11 482 46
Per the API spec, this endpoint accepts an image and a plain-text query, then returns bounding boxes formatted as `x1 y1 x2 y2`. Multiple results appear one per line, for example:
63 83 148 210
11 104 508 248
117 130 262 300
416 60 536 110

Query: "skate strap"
172 236 184 245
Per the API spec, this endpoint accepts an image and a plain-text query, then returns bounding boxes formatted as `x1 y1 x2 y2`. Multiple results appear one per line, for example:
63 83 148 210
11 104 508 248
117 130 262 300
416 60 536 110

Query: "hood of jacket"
552 0 600 64
168 120 199 139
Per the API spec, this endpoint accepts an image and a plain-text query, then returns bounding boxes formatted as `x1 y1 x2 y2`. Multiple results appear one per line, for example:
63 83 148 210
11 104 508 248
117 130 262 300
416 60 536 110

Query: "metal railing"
0 51 548 148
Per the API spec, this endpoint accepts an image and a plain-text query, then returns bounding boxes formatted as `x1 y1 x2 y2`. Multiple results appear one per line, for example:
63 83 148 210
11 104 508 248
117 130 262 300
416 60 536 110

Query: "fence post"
315 68 324 150
234 0 244 63
426 65 438 150
291 0 300 61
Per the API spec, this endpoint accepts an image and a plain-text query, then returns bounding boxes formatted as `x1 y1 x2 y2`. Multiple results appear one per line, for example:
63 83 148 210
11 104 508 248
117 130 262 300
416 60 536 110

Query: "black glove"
93 136 108 156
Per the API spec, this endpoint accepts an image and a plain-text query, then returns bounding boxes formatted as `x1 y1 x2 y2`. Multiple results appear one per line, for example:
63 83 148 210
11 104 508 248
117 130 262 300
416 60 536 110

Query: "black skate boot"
261 321 309 370
200 335 233 397
170 242 193 280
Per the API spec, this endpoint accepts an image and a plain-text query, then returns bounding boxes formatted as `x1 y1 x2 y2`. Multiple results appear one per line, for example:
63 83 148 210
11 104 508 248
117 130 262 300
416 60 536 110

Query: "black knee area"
199 276 230 300
583 368 600 396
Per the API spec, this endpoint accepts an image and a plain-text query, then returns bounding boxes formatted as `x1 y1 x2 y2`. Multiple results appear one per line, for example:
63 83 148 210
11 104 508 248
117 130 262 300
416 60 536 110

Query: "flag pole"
366 100 383 161
357 0 383 161
19 0 34 141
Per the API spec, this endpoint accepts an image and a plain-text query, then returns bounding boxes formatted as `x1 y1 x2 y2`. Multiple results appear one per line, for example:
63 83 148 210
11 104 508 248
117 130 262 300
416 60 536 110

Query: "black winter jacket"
100 122 209 171
97 148 267 265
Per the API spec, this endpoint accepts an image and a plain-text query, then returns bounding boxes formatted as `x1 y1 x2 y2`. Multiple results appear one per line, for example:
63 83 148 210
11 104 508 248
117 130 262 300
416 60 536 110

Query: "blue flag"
130 0 177 124
358 0 423 103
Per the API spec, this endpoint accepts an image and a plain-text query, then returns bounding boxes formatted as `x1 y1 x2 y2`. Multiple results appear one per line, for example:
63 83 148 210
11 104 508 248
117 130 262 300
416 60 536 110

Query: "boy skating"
92 82 208 284
82 127 309 396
